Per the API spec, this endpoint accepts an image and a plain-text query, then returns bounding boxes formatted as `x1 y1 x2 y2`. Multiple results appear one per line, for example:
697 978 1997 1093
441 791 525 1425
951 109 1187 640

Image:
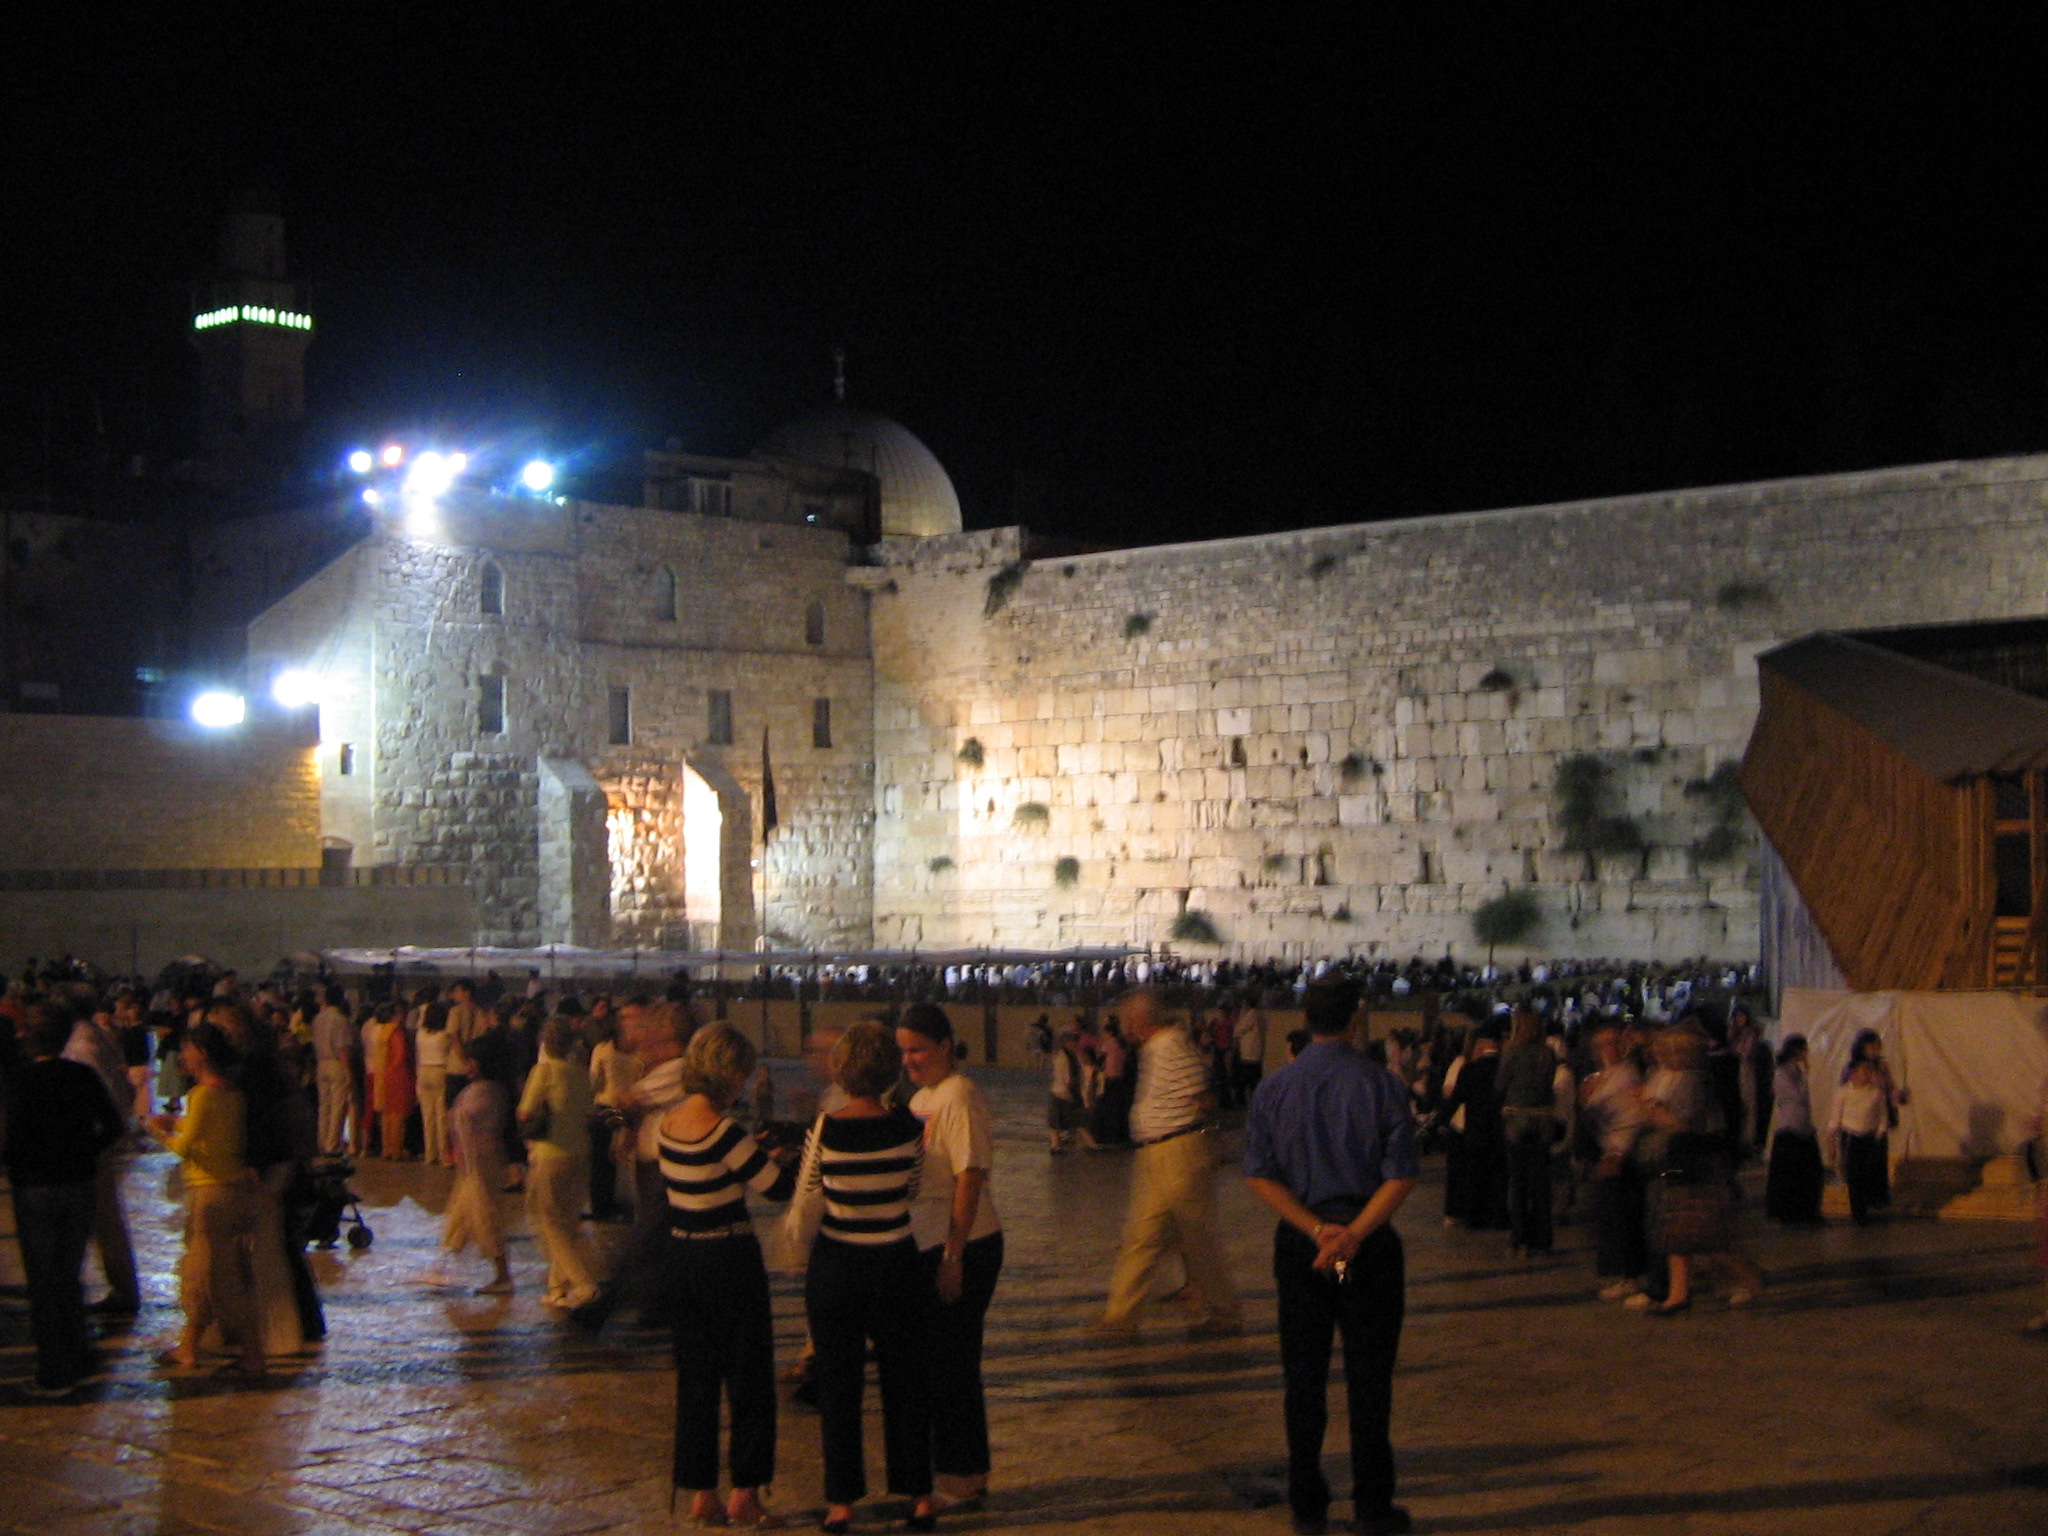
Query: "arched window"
479 560 503 617
655 566 678 622
805 600 825 647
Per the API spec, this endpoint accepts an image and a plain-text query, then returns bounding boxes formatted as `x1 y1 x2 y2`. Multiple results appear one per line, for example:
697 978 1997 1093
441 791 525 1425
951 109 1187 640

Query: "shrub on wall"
1478 667 1514 692
956 737 984 768
1553 754 1644 857
928 856 954 874
1686 761 1750 864
1472 888 1542 959
1053 855 1081 887
1123 612 1152 639
1013 801 1050 827
1170 910 1223 945
984 560 1030 617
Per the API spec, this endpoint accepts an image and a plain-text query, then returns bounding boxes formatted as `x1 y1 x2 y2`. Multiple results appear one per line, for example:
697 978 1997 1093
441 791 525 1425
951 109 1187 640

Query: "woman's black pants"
806 1237 933 1504
671 1233 777 1492
919 1232 1003 1479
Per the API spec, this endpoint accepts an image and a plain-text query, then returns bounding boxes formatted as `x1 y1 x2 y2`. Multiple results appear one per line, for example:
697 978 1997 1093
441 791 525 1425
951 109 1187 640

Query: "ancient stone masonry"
250 494 876 948
867 458 2048 961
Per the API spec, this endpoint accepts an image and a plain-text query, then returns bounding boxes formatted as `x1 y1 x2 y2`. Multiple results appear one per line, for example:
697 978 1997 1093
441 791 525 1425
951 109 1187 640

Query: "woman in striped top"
657 1024 797 1528
785 1021 938 1534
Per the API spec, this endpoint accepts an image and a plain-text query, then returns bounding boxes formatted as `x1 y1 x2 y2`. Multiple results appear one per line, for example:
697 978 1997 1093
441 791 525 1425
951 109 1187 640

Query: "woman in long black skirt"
1764 1035 1824 1224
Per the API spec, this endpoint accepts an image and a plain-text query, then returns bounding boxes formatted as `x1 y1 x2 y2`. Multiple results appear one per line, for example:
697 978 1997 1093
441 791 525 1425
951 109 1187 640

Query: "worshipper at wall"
1829 1050 1895 1227
897 1003 1004 1512
415 1001 454 1166
432 1025 515 1295
378 1002 418 1161
1495 1009 1556 1258
656 1023 797 1528
1209 1005 1240 1110
1243 979 1418 1536
1088 1018 1131 1146
210 999 324 1353
785 1021 938 1534
1046 1026 1090 1152
1728 1004 1775 1159
113 989 153 1130
312 986 358 1157
571 996 689 1334
1096 988 1242 1337
442 977 487 1109
585 1009 642 1219
517 1015 602 1309
1628 1026 1763 1313
1580 1021 1649 1301
4 1004 125 1394
1545 1023 1580 1226
1235 998 1268 1102
359 1002 397 1157
62 999 141 1316
1439 1027 1505 1229
148 1022 267 1377
1764 1034 1824 1225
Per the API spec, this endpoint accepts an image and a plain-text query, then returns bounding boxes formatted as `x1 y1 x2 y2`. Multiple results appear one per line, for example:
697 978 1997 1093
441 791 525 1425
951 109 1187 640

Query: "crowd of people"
4 947 2047 1532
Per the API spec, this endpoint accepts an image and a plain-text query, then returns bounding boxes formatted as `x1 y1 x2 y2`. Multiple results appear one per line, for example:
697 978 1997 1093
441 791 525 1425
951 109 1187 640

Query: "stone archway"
680 752 756 951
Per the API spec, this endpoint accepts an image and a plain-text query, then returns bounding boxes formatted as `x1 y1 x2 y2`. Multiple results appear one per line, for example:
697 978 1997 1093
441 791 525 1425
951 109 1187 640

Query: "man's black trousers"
1273 1220 1404 1523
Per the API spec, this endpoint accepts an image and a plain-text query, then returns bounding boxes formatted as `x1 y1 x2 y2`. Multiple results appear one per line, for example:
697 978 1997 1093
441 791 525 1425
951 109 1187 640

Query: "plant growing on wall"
956 737 984 768
928 856 954 874
1339 751 1377 783
1123 612 1152 639
1686 761 1751 864
1715 580 1775 612
1554 754 1646 864
1472 887 1542 961
1478 667 1514 692
1170 910 1223 945
1261 852 1290 876
1013 801 1050 827
1053 856 1081 887
984 559 1030 617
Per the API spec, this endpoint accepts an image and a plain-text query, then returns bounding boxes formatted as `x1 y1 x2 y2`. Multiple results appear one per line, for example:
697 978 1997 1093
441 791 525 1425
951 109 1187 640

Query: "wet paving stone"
5 1066 2048 1533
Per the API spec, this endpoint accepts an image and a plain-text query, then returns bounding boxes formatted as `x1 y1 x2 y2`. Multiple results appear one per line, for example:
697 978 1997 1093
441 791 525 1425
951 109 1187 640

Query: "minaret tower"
190 191 312 469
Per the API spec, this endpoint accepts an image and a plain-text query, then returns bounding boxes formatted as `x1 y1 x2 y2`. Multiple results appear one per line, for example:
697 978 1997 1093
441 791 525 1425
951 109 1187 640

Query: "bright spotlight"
380 443 405 468
520 459 556 492
271 669 320 710
189 691 246 729
347 449 374 474
362 487 383 507
404 450 458 501
449 452 469 474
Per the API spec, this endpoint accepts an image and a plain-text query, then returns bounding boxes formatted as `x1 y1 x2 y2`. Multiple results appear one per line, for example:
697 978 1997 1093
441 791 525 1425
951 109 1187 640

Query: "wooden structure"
1742 631 2048 991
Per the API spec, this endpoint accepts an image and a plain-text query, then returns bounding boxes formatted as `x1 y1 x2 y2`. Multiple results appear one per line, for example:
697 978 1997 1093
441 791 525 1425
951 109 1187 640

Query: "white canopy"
317 944 1148 977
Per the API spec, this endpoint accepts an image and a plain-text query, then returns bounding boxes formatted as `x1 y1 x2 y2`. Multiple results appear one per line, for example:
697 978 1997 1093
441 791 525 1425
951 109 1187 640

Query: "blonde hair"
831 1020 902 1100
679 1022 758 1106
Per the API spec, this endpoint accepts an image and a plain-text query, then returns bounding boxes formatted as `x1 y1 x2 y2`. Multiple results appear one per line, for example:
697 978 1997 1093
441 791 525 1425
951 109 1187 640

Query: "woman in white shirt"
897 1003 1002 1513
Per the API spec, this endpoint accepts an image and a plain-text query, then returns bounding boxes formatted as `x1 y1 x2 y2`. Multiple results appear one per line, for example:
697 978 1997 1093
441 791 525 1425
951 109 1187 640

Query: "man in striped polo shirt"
1096 988 1243 1338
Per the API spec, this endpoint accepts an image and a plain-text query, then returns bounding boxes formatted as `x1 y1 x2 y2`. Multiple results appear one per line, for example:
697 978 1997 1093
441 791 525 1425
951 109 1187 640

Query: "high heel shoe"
906 1499 939 1533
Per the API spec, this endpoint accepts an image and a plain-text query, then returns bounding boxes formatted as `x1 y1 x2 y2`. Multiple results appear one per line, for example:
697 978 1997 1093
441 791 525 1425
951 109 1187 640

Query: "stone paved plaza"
3 1066 2046 1536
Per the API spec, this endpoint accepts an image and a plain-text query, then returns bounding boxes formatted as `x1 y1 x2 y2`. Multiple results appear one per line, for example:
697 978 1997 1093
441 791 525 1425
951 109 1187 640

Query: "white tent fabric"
1779 988 2048 1159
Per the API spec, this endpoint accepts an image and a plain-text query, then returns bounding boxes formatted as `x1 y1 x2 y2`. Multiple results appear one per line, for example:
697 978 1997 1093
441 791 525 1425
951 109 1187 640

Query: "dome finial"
833 347 847 405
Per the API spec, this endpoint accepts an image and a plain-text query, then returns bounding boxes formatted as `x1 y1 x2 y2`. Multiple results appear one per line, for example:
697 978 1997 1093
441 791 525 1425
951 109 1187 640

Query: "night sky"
13 11 2048 547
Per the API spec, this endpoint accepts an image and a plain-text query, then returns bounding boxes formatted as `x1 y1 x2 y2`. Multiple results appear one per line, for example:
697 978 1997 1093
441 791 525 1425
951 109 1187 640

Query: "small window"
480 560 503 617
707 689 733 746
812 697 832 750
805 600 826 647
655 566 678 622
337 743 355 777
478 674 506 736
608 686 632 746
690 478 732 517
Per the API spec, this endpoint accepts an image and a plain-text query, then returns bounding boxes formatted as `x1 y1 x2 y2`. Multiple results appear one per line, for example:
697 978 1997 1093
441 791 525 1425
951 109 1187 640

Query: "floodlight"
271 669 319 710
347 449 374 474
380 443 405 467
190 691 246 729
405 451 458 501
362 488 383 507
450 452 469 474
520 459 556 492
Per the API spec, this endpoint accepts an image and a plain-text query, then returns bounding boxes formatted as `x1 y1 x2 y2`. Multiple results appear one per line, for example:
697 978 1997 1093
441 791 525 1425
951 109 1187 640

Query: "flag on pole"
761 726 779 841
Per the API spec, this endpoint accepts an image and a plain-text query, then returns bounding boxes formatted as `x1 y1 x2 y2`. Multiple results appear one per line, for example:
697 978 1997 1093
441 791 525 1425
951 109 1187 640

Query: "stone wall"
0 712 320 871
868 457 2048 962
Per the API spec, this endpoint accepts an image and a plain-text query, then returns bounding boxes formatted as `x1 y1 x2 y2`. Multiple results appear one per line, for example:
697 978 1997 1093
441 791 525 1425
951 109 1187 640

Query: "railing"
0 866 467 892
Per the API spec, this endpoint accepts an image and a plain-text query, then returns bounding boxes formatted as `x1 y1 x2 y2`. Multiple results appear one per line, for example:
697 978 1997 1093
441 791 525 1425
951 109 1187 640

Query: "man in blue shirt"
1244 980 1419 1536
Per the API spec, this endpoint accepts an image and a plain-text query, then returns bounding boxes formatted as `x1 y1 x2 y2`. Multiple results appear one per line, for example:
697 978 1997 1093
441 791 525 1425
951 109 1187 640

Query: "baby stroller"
304 1155 374 1250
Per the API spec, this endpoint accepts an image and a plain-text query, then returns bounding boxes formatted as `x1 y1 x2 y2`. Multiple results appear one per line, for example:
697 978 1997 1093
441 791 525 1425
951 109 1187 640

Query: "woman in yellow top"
148 1023 265 1376
517 1015 601 1309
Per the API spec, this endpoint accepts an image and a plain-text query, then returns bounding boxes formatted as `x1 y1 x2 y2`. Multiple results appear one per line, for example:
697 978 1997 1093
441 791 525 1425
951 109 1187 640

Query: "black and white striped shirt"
657 1117 795 1234
796 1106 924 1246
